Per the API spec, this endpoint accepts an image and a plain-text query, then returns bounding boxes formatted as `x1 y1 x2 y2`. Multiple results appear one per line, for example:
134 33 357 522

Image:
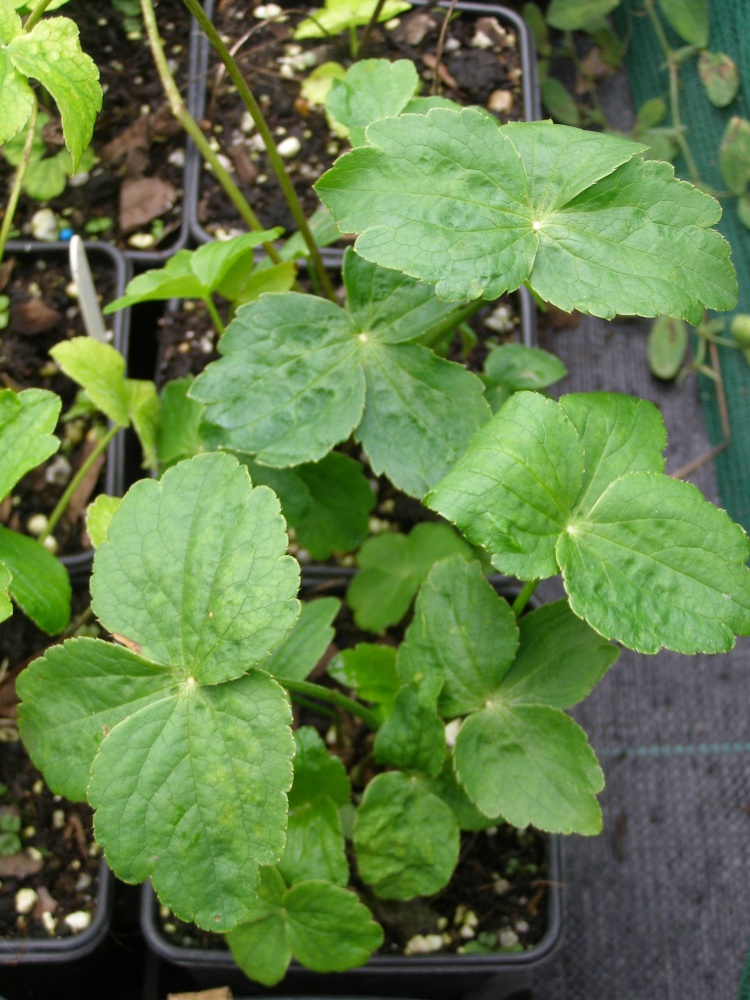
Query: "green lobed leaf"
560 472 750 653
0 387 61 501
301 61 347 107
288 727 351 809
657 0 708 47
19 453 301 930
191 252 490 496
426 760 505 832
104 251 205 311
190 292 366 466
426 392 583 580
231 260 297 305
525 156 736 323
326 59 419 146
328 643 399 709
157 377 204 469
50 338 130 426
347 522 475 632
88 669 294 930
280 797 349 886
353 770 459 898
558 393 666 512
225 867 291 986
6 16 101 169
374 676 446 775
228 869 383 984
85 494 121 548
263 598 340 682
698 51 740 108
498 600 619 709
454 703 604 833
317 109 536 302
355 335 491 497
546 0 619 31
280 728 350 885
482 343 567 412
92 453 300 684
125 379 159 470
17 638 174 801
317 115 737 321
0 6 34 145
0 524 70 634
428 391 750 653
397 557 519 718
262 453 375 560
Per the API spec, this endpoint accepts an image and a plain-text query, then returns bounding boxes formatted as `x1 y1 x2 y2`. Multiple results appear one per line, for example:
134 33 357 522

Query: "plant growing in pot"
12 0 750 992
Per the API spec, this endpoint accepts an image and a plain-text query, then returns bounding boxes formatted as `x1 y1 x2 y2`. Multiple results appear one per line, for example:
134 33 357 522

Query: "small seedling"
294 0 412 57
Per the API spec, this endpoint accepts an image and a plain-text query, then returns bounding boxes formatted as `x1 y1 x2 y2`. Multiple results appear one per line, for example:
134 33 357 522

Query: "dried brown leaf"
10 298 61 336
119 176 178 234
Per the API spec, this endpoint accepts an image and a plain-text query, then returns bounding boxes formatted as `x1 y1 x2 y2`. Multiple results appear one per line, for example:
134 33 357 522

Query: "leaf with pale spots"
17 453 301 931
427 392 750 653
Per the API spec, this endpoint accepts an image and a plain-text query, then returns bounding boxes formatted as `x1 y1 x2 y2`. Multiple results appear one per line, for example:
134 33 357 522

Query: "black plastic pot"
139 572 562 1000
185 0 541 247
3 240 130 581
140 819 561 1000
0 865 114 968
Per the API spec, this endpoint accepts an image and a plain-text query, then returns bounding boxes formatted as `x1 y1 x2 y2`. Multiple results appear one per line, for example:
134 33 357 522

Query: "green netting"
616 0 750 527
740 939 750 1000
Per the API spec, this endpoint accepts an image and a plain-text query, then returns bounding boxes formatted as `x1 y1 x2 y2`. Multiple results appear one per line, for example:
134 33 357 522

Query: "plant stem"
204 296 225 336
349 23 359 58
39 424 119 544
23 0 55 30
419 298 486 348
431 0 459 96
0 98 37 263
277 676 382 731
511 578 539 617
358 0 387 54
179 0 337 302
139 0 283 264
643 0 701 184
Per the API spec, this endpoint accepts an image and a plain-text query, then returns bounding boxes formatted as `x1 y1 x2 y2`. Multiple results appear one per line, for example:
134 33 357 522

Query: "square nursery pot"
0 0 195 266
2 240 130 581
139 573 563 1000
186 0 540 247
0 686 114 975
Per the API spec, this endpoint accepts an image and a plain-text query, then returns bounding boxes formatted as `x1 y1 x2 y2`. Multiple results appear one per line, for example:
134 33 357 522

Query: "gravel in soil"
0 252 118 556
0 0 190 253
0 739 101 943
195 0 524 239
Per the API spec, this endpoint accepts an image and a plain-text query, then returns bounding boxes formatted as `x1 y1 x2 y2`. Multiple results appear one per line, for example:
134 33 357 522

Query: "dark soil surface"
0 740 101 944
0 250 117 556
0 0 190 253
156 823 550 957
195 0 525 239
